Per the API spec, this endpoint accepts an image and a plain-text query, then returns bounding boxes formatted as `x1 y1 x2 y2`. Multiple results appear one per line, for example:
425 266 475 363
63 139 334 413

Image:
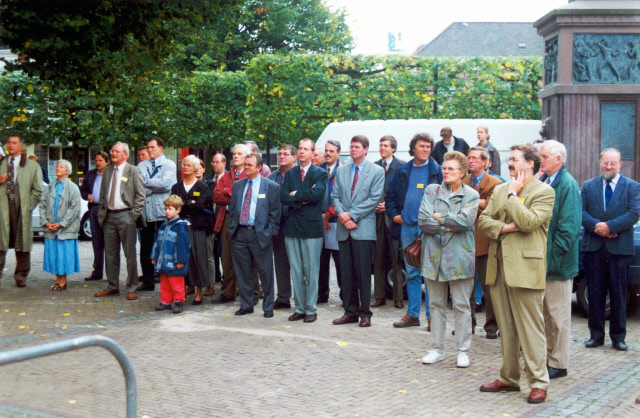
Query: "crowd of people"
1 127 639 405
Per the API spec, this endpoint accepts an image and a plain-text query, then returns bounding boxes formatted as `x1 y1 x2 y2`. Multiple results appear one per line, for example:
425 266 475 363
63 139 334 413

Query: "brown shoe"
371 298 386 307
95 289 120 297
333 315 359 325
203 286 215 296
393 314 420 328
486 330 498 339
359 317 371 327
288 312 306 321
126 292 138 300
15 279 26 288
527 388 547 404
479 379 520 392
394 300 404 309
185 286 195 296
426 317 431 332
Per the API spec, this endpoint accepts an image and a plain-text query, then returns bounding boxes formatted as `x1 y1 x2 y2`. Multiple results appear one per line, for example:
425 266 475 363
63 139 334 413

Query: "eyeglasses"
110 150 124 154
442 167 460 172
507 157 525 163
600 162 620 168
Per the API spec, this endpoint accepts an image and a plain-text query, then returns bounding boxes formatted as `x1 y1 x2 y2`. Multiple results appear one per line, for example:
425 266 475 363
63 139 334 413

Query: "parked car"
31 182 91 240
573 222 640 316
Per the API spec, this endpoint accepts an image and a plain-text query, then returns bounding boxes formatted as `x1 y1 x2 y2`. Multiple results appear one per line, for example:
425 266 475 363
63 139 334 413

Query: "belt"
108 208 130 214
88 202 100 207
238 225 255 230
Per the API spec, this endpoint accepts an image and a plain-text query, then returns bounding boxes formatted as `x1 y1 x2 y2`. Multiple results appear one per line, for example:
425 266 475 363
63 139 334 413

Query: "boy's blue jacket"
151 216 191 277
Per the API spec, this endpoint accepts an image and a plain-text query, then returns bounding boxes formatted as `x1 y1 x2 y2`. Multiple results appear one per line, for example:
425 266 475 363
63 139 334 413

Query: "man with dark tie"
228 154 281 317
269 144 297 309
318 139 342 304
372 135 405 308
0 133 43 287
203 152 226 294
463 146 502 339
581 148 640 352
280 138 327 323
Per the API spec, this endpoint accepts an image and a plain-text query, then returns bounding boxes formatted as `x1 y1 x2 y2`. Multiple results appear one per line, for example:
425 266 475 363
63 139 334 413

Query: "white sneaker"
421 350 445 364
457 352 470 368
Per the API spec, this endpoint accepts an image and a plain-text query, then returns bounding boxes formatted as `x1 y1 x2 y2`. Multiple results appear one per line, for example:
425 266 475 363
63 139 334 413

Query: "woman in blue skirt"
40 159 81 291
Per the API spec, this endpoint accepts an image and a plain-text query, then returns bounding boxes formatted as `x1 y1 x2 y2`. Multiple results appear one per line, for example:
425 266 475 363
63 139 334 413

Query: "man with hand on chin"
478 143 554 404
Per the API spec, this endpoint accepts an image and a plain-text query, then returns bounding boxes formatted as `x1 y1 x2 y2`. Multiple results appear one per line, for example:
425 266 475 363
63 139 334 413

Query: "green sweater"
543 166 582 281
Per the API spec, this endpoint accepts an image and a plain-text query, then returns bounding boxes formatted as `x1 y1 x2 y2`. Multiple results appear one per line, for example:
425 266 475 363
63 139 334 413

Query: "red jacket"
213 168 246 233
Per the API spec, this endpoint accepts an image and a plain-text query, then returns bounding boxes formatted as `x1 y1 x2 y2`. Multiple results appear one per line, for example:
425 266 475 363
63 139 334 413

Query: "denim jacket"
151 216 191 277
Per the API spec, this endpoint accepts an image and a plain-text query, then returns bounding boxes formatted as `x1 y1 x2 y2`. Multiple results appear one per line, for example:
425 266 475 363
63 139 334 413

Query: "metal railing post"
0 335 136 417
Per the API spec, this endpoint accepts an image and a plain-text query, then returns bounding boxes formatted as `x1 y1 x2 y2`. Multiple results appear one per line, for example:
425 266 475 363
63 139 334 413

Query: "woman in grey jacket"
40 160 81 290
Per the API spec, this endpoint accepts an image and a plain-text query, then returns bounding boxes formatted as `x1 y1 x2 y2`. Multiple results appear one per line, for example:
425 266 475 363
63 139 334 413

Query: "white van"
315 119 542 178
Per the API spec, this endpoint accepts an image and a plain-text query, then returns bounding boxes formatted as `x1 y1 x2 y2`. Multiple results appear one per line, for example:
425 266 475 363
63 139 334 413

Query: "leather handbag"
403 233 423 269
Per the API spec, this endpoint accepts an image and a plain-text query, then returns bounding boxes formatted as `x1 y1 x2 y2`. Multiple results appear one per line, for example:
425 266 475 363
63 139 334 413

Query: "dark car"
573 222 640 315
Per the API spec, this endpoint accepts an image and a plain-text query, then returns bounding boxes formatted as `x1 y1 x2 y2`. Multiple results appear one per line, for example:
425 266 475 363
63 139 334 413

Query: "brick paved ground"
1 240 639 417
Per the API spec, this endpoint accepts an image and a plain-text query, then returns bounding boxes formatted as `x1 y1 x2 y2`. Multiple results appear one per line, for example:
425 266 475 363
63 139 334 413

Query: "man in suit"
318 139 342 303
269 144 297 309
203 152 226 294
0 133 43 287
332 135 385 327
478 143 554 404
538 140 581 378
463 146 502 339
372 135 405 308
95 141 146 301
280 138 327 323
581 148 640 352
229 154 281 317
431 127 470 165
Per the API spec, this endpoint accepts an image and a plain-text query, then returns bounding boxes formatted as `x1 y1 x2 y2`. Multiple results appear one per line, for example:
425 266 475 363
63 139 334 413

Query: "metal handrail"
0 335 136 417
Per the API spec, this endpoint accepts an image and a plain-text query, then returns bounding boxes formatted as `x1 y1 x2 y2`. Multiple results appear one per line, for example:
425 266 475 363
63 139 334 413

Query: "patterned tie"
240 179 253 225
151 159 156 172
545 177 551 184
471 177 478 189
6 157 15 197
351 166 359 196
234 169 239 180
108 167 118 209
605 180 613 210
301 167 306 182
383 161 387 174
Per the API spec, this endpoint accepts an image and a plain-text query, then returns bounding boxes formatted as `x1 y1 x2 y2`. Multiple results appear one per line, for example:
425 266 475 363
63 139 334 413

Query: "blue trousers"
401 223 430 319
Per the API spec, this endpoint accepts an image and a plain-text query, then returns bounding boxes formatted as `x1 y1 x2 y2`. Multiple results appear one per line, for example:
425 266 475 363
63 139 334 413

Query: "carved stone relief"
544 37 558 86
573 34 640 84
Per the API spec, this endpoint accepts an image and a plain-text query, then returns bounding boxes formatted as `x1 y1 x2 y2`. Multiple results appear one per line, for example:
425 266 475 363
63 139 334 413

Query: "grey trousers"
103 211 139 293
427 277 474 354
231 227 274 312
285 236 323 315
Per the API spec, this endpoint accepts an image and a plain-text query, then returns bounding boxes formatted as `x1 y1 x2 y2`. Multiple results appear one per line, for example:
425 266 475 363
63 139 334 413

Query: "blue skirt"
43 238 81 276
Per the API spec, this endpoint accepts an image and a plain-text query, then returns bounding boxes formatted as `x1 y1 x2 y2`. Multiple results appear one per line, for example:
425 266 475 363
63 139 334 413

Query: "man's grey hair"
213 153 226 163
57 159 72 174
113 141 130 155
242 141 260 154
325 139 341 153
233 143 251 156
600 147 621 161
541 140 567 164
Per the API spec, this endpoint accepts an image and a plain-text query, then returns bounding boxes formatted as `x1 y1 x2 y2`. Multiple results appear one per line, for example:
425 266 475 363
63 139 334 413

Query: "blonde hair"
164 195 184 209
182 154 202 170
443 151 469 173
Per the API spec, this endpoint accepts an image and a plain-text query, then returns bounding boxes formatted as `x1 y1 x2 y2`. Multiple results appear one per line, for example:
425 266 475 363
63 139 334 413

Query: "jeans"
401 223 430 319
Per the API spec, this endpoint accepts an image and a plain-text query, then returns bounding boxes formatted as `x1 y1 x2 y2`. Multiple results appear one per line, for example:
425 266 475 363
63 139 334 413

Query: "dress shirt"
241 175 261 226
92 173 103 201
471 170 485 188
8 154 21 178
350 160 366 185
546 170 559 185
299 163 311 179
602 173 620 207
107 162 127 210
326 163 337 178
381 156 394 170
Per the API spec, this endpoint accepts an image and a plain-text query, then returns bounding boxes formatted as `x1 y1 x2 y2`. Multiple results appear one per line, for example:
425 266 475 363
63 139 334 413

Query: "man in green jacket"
539 140 581 380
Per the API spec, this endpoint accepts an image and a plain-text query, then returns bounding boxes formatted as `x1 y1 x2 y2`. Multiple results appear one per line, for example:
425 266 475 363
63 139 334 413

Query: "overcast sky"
326 0 569 55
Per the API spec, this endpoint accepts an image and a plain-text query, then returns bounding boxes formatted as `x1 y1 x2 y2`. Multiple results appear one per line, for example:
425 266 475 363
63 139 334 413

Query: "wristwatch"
508 192 518 199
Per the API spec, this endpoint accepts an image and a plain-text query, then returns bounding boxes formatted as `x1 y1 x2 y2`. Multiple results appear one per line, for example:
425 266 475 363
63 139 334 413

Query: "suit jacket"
80 168 100 202
280 164 327 238
375 156 405 230
478 178 555 290
581 174 640 255
463 171 503 256
320 160 340 222
97 162 146 227
331 160 385 241
229 176 281 249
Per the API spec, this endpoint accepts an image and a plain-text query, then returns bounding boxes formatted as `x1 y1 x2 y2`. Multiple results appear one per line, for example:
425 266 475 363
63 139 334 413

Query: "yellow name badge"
193 191 200 197
121 177 128 182
258 194 266 199
417 184 424 189
519 197 525 203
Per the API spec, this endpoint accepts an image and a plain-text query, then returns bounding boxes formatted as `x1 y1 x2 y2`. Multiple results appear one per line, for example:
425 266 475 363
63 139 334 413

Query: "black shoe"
585 338 604 348
172 302 183 314
613 341 628 351
253 298 259 306
235 307 254 316
303 314 317 323
84 275 102 281
212 294 234 304
264 311 274 318
155 303 172 311
547 366 568 379
274 301 291 310
136 283 155 291
192 299 203 306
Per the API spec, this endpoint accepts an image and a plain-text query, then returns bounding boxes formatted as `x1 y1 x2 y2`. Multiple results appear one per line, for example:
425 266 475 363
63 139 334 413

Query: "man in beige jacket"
478 143 555 404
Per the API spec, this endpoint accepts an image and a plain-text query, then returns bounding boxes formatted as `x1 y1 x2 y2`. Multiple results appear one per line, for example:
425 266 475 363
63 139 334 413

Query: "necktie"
327 167 330 182
471 177 478 189
151 159 156 171
109 167 118 209
605 180 613 210
351 166 359 196
234 169 239 180
240 180 252 224
545 177 551 184
383 161 387 174
301 167 306 182
6 157 15 197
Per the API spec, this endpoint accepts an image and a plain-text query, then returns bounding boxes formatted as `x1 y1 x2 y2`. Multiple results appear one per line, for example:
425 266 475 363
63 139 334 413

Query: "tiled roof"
414 22 543 57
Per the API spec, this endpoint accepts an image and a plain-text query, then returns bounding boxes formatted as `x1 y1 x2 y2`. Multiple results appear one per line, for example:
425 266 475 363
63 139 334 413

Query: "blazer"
581 174 640 256
228 176 281 249
80 168 101 203
280 164 327 238
375 156 405 197
463 171 503 256
97 163 146 227
478 178 555 290
331 160 385 241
